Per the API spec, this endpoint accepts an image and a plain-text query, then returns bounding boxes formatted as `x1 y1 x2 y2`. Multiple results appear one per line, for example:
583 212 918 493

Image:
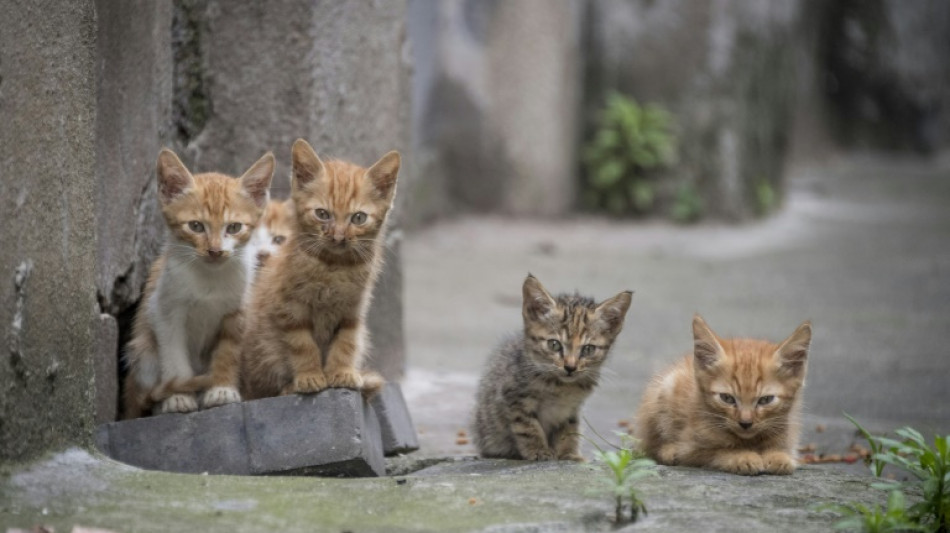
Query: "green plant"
671 183 703 223
828 415 950 533
755 179 777 215
818 490 927 532
583 422 656 525
583 92 675 216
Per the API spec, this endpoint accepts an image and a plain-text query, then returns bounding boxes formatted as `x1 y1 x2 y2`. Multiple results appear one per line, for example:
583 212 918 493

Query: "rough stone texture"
94 314 118 425
177 0 411 380
803 0 950 153
408 0 584 221
585 0 801 220
0 0 99 462
0 449 905 532
94 0 172 317
371 383 420 456
100 402 249 475
96 390 385 477
244 391 384 477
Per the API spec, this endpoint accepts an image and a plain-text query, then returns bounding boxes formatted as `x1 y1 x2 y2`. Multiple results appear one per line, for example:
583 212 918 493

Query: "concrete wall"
408 0 584 222
0 0 100 461
0 0 411 462
585 0 801 220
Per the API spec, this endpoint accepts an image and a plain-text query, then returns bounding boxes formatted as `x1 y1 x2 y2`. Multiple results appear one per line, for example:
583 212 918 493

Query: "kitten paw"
160 393 198 414
202 386 241 408
719 451 765 476
525 449 556 461
657 444 680 465
326 370 363 390
293 373 328 394
761 450 795 475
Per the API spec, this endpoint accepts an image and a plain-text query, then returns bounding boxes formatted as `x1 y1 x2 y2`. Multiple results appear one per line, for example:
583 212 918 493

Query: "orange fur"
122 149 273 418
240 139 398 400
636 315 812 475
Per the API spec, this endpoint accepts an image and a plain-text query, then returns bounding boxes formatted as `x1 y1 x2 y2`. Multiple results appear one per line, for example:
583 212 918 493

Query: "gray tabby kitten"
472 274 633 461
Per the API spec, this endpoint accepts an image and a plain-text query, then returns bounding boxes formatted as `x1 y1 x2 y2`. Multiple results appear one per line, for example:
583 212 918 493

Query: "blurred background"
1 0 948 463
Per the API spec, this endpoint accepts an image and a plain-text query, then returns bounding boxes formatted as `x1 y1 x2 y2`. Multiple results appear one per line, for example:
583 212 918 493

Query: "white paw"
160 393 198 414
203 386 241 408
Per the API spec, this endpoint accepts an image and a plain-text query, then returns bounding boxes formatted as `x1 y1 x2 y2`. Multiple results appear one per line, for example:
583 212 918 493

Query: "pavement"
401 153 950 465
2 153 949 532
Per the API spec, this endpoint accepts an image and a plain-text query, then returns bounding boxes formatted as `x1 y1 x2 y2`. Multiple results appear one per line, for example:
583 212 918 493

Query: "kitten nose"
564 365 576 376
208 249 223 258
256 251 270 264
739 421 753 430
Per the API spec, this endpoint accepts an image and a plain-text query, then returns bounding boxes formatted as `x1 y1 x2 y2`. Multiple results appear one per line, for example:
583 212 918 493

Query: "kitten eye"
757 395 776 406
580 344 596 357
547 339 562 352
225 222 243 235
315 209 331 221
273 235 286 245
719 393 737 405
351 212 368 225
187 221 205 233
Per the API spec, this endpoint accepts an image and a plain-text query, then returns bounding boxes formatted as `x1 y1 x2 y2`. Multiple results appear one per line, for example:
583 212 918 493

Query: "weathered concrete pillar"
94 0 174 424
0 0 100 460
174 0 412 380
586 0 801 220
408 0 584 220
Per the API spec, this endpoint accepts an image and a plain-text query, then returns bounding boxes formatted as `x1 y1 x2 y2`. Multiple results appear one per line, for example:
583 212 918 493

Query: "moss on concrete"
0 449 903 532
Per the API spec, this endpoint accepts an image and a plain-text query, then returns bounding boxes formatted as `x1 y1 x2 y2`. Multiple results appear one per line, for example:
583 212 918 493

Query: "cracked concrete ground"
2 155 948 532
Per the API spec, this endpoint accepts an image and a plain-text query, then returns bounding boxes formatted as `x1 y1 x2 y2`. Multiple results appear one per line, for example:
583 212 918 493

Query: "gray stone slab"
102 402 250 475
370 383 419 456
244 390 385 477
97 389 386 477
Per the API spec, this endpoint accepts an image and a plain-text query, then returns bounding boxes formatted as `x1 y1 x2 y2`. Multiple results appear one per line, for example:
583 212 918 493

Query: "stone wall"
0 0 100 461
408 0 584 222
0 0 411 462
585 0 801 220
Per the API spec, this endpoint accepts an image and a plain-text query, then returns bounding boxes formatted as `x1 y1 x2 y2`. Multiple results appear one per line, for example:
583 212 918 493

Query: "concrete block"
244 390 385 477
370 383 419 456
96 389 385 477
95 314 119 425
102 402 250 475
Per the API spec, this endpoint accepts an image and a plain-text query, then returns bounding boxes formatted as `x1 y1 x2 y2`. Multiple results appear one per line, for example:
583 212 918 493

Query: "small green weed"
818 490 927 532
582 92 676 217
821 415 950 532
584 422 656 525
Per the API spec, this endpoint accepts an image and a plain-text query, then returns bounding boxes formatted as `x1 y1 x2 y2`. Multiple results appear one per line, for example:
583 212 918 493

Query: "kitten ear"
239 152 275 208
156 149 196 205
291 138 326 189
522 274 556 321
692 314 725 371
774 321 812 378
594 290 633 335
366 150 400 203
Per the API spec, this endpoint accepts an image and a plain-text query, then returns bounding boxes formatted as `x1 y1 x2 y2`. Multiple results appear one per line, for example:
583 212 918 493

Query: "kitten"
240 139 397 400
122 149 274 418
472 275 633 461
242 198 295 279
635 315 812 475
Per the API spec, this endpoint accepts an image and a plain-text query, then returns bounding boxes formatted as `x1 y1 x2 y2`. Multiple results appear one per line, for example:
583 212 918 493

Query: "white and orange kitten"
122 149 274 418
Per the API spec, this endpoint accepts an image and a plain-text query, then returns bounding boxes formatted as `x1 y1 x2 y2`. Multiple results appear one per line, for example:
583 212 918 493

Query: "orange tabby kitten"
636 315 812 475
122 149 274 418
240 139 397 400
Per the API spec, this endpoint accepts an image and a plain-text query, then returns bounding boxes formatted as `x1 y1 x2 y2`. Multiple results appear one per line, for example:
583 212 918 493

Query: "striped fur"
636 315 812 475
472 275 632 461
239 139 397 400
